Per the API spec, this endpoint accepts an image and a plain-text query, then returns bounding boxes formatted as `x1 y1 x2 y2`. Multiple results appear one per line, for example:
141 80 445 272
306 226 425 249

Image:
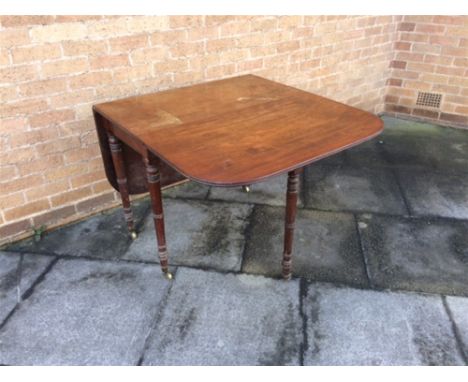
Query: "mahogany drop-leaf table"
93 75 383 280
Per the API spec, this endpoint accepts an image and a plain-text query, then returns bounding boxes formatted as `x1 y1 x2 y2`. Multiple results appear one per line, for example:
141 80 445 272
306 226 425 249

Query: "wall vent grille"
416 92 442 108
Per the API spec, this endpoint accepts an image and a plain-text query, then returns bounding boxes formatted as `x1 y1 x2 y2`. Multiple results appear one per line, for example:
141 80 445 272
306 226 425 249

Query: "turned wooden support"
282 168 302 280
107 132 136 238
144 155 171 278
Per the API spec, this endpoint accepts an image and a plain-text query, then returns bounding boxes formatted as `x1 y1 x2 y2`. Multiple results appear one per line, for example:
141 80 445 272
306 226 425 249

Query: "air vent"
416 92 442 108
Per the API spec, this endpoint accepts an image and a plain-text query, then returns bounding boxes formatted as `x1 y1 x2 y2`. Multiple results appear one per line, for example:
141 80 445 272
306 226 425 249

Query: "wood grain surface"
94 75 383 186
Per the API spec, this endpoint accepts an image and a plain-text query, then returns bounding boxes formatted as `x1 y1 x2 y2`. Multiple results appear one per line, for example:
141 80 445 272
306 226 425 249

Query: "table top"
94 75 383 186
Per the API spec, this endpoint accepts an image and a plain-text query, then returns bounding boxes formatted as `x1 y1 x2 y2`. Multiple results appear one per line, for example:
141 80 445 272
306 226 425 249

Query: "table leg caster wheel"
130 230 138 240
242 185 250 193
164 272 173 280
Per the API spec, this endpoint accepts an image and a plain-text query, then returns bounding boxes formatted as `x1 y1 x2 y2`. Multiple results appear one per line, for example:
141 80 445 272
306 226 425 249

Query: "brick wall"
0 15 464 245
385 15 468 127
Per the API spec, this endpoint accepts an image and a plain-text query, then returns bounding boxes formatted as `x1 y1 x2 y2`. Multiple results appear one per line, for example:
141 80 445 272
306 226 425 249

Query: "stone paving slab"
7 198 150 260
381 116 465 139
0 251 55 324
124 199 253 272
163 181 210 200
445 297 468 359
0 258 172 365
317 151 347 166
303 283 465 365
141 267 302 365
303 164 407 215
208 174 303 207
340 117 468 173
242 206 368 287
358 214 468 296
397 169 468 220
380 134 468 174
344 137 389 168
378 117 468 174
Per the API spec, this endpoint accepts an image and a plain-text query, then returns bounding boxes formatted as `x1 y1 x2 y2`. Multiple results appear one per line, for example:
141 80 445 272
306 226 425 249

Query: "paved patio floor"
1 116 467 365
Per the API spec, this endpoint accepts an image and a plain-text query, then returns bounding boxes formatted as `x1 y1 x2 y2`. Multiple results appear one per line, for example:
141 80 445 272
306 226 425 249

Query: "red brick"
0 165 17 180
429 35 459 46
62 40 108 56
399 32 429 43
424 54 453 65
205 16 237 27
455 106 468 114
386 78 402 87
41 58 88 78
412 108 439 119
19 78 67 97
398 22 415 31
442 46 468 57
0 28 31 48
0 192 24 211
10 127 59 148
391 69 419 80
1 99 48 118
92 180 113 194
68 71 114 89
169 16 203 29
64 146 100 166
390 60 407 69
415 24 446 34
385 95 399 103
276 40 300 53
44 162 88 182
109 34 149 52
49 90 95 108
440 113 468 125
206 38 238 52
0 146 37 166
394 42 411 51
435 66 465 76
70 170 106 188
385 104 411 114
1 16 55 27
395 52 424 62
29 110 75 128
237 59 264 72
453 58 468 67
365 26 383 37
90 54 129 69
55 16 102 23
32 205 76 227
11 43 62 64
36 136 81 156
432 84 461 95
432 16 465 25
151 30 188 45
0 65 38 84
17 154 64 176
76 192 116 213
4 198 51 221
25 179 69 202
50 186 93 207
0 219 31 241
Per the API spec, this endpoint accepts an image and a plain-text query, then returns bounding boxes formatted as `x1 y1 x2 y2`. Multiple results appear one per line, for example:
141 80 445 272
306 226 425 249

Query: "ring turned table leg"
144 156 173 280
282 168 301 280
107 132 137 240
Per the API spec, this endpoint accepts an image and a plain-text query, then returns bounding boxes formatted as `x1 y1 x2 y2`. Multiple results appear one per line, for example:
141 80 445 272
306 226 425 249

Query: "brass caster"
130 231 138 240
164 272 173 280
242 185 251 193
